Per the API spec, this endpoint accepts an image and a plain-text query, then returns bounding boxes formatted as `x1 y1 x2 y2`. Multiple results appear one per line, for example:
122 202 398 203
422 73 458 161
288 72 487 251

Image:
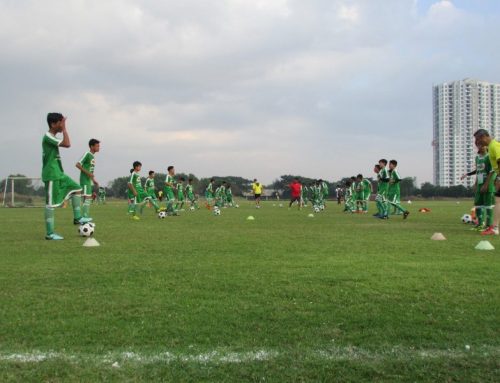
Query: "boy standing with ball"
42 113 93 240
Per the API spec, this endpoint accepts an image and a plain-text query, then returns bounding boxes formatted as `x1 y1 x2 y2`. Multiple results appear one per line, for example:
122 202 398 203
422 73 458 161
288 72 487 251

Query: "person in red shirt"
289 177 302 210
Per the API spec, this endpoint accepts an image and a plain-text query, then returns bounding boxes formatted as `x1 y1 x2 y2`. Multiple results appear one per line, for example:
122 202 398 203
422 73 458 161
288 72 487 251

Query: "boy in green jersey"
145 171 157 199
176 177 186 211
98 187 106 204
320 179 329 207
164 166 177 214
127 161 160 220
343 180 355 213
186 178 199 209
219 183 227 207
42 113 93 240
214 184 223 208
301 184 309 207
356 174 372 213
76 138 100 218
375 160 390 219
474 129 500 235
461 145 496 230
387 160 410 219
225 182 234 207
205 178 215 208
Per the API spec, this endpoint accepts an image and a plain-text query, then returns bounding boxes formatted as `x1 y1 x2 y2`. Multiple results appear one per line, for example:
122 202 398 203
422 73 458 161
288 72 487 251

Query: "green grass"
0 200 499 382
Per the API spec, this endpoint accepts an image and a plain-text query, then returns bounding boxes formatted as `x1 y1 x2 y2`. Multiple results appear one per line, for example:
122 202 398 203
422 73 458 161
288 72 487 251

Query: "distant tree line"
0 174 474 199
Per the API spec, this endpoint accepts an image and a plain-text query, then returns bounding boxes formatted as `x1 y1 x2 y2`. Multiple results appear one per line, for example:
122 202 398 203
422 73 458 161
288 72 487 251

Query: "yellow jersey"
252 183 263 194
488 139 500 173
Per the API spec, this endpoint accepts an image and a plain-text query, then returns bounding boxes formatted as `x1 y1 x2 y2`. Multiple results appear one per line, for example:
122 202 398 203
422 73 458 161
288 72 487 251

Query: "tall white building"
433 78 500 187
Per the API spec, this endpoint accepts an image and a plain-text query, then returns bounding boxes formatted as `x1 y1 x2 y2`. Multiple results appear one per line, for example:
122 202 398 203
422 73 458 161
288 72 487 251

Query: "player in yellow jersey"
252 179 263 209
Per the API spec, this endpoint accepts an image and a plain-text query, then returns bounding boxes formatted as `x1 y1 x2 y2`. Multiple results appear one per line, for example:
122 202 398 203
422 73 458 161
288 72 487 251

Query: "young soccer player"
186 178 199 209
97 187 106 204
176 177 186 211
375 160 390 219
387 160 410 219
127 161 160 220
474 129 500 235
205 178 214 208
320 179 329 207
289 178 302 209
343 180 355 213
252 179 263 208
76 138 100 218
164 166 177 215
42 113 93 240
225 182 234 207
301 183 309 207
219 182 227 207
145 171 161 210
356 174 372 213
461 144 496 231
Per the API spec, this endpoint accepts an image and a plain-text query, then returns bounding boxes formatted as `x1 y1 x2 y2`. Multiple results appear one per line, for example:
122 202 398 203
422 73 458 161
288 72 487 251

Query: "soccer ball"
319 205 325 211
314 206 320 213
235 204 239 208
213 208 221 216
461 214 472 224
190 206 195 211
158 211 167 219
79 223 95 237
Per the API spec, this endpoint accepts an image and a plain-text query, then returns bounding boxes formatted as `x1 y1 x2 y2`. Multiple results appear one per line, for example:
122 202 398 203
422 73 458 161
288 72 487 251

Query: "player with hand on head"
42 113 93 240
387 160 409 219
252 179 263 208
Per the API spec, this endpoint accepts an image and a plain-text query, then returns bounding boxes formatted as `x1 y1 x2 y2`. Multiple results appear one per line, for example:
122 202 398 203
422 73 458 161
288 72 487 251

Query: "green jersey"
145 178 155 193
165 174 175 191
226 187 232 197
388 169 401 195
362 179 371 195
378 168 390 193
186 184 194 195
476 153 495 191
78 151 95 185
321 181 329 197
214 186 221 197
42 132 64 182
129 171 143 192
206 183 213 193
177 183 184 195
219 185 226 196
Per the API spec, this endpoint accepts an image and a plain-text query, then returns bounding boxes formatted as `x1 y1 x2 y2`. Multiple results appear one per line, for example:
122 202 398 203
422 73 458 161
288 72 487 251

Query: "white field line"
0 346 499 366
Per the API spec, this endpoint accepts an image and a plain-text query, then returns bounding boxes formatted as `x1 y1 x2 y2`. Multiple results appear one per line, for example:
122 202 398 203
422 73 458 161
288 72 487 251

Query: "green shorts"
164 188 175 201
474 191 495 207
81 183 94 197
187 192 196 202
127 189 150 204
45 175 82 208
362 192 371 201
205 191 213 199
177 192 185 202
147 190 157 200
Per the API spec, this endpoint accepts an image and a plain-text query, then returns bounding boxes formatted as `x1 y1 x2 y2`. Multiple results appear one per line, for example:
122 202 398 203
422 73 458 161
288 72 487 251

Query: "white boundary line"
1 346 499 366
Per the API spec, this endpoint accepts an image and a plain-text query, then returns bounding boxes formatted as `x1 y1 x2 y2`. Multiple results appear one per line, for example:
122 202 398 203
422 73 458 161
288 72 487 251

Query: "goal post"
1 176 45 207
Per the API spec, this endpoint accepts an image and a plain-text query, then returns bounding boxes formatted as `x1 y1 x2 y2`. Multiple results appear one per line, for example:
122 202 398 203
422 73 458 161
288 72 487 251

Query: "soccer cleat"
45 233 64 240
481 226 499 235
131 215 140 221
74 217 93 225
403 211 410 219
378 215 389 220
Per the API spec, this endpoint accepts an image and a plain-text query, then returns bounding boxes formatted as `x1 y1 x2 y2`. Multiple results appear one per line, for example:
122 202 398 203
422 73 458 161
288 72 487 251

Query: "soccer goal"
1 176 45 207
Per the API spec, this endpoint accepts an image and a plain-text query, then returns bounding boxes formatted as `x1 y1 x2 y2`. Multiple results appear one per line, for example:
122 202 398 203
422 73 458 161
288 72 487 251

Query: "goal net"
1 176 45 207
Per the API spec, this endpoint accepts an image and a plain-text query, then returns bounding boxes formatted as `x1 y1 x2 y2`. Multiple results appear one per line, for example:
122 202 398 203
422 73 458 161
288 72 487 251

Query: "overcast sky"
1 0 499 186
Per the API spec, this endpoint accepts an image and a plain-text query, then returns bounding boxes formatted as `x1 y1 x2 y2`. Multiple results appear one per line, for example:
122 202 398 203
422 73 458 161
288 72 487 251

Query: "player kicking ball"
42 113 93 240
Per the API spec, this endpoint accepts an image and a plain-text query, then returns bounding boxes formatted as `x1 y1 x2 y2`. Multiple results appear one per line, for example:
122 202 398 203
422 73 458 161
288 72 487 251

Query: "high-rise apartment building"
433 78 500 187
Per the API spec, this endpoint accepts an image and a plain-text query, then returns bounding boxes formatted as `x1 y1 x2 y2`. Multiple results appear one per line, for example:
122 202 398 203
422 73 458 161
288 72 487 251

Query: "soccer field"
0 200 499 382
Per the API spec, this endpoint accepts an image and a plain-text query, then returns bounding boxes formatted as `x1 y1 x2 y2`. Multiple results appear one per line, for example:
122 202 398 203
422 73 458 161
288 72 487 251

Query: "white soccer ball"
235 204 239 208
461 214 472 224
79 223 95 237
314 206 320 213
319 205 325 211
214 208 221 216
190 206 195 211
158 211 167 219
